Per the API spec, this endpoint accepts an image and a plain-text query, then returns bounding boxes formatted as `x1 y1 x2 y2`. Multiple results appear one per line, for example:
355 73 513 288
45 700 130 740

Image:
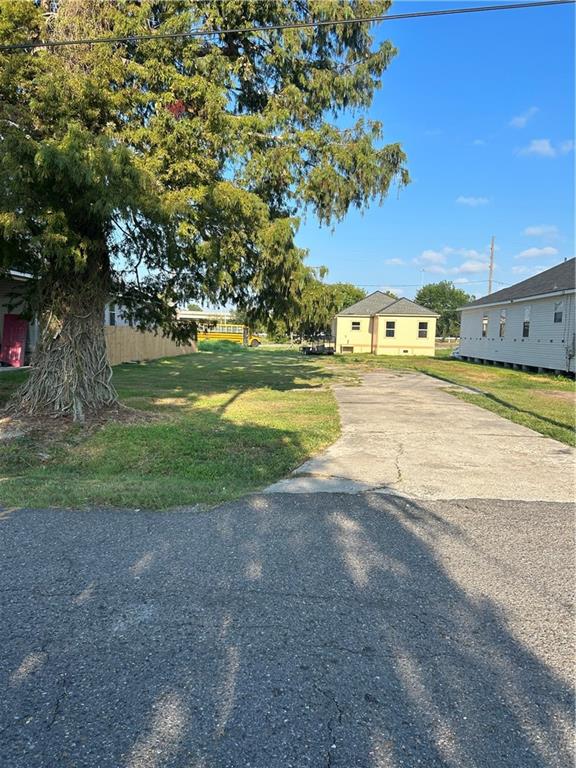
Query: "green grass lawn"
324 352 576 446
0 347 340 509
0 345 573 510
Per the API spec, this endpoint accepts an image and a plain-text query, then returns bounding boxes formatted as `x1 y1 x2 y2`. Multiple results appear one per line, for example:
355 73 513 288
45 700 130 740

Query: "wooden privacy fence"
105 326 197 366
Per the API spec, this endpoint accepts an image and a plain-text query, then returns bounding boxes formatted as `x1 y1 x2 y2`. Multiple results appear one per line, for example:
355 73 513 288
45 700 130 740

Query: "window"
554 301 564 323
522 306 531 338
499 309 506 338
385 321 395 338
351 321 361 331
481 314 488 338
108 303 116 326
418 321 428 338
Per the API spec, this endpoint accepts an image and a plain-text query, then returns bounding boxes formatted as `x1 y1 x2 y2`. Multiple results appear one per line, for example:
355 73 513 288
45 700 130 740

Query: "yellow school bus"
196 323 261 347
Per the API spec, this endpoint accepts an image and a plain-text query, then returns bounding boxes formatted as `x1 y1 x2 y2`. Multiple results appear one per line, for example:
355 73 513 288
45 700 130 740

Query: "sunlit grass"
1 345 573 510
0 348 340 509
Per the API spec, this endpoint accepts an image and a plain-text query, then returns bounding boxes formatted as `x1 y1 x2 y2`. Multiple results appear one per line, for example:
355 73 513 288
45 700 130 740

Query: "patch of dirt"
539 390 575 402
0 404 156 444
0 417 25 442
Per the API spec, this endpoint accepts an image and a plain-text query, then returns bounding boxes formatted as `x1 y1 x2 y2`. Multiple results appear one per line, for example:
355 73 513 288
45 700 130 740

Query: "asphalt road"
1 494 573 768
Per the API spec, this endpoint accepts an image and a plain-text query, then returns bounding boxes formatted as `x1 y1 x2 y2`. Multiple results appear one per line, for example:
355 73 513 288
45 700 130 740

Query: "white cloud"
515 246 558 260
509 106 539 128
517 139 574 158
453 278 470 284
384 258 405 266
473 139 486 146
456 195 489 207
450 247 486 260
417 249 447 265
511 264 549 277
518 138 555 157
523 224 559 238
415 246 490 276
457 260 490 274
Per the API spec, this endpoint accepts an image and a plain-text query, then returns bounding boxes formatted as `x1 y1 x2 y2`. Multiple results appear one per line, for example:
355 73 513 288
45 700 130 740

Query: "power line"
0 1 572 53
354 279 507 288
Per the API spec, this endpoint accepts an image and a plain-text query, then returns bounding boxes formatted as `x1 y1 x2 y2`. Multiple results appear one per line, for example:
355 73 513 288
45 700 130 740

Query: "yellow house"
332 291 438 355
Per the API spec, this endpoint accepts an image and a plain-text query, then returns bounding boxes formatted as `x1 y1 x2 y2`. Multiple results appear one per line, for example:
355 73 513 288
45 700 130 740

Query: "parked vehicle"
300 342 335 356
197 323 261 347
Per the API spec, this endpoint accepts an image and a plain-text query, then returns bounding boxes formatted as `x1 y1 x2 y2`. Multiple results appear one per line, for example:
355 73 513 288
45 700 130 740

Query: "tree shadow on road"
0 493 572 767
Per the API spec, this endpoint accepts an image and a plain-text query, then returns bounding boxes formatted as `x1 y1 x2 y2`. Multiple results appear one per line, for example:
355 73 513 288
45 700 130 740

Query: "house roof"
337 290 397 316
462 258 576 309
376 297 439 317
337 290 438 317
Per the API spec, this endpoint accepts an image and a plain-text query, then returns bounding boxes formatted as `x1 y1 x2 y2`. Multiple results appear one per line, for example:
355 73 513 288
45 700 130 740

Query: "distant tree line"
237 270 366 342
415 281 474 337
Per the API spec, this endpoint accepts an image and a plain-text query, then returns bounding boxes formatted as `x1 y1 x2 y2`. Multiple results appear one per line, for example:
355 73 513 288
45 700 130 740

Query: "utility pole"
488 236 495 294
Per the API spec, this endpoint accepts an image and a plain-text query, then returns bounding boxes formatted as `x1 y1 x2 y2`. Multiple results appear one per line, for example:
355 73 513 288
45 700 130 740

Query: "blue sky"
296 0 575 300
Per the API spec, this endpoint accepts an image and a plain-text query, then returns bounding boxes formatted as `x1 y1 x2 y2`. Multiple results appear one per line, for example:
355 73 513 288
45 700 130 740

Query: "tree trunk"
9 289 117 422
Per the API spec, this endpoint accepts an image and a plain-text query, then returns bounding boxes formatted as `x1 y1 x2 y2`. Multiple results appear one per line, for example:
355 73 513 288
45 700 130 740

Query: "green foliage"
265 271 366 340
415 281 474 337
197 339 244 352
0 0 408 344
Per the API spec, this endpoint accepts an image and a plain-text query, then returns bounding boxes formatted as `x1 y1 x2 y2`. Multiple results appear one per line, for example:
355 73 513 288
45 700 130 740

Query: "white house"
459 258 575 374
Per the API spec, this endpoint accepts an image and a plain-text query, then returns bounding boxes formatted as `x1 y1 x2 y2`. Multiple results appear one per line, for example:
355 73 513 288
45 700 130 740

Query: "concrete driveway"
267 371 575 501
0 371 574 767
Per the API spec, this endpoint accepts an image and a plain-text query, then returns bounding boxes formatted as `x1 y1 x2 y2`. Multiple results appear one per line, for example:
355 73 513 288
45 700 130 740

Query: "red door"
1 314 28 367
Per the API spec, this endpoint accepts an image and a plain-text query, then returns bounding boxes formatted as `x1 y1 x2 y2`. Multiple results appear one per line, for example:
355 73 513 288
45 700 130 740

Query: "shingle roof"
375 297 439 317
337 291 438 317
337 291 397 316
463 258 576 308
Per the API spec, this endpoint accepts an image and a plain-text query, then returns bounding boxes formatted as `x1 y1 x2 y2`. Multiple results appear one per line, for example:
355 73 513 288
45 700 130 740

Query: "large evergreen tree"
0 0 408 419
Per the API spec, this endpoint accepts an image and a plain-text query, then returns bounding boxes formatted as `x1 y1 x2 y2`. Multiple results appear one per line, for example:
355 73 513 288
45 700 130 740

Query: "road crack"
313 684 344 768
394 443 404 485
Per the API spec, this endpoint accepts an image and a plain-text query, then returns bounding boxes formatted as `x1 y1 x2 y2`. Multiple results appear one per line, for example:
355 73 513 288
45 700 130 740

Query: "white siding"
460 293 575 373
104 302 132 327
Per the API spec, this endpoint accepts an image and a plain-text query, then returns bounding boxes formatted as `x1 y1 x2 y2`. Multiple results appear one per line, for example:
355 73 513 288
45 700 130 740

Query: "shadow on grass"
398 364 574 437
473 391 575 432
113 348 333 411
0 350 340 508
0 493 572 767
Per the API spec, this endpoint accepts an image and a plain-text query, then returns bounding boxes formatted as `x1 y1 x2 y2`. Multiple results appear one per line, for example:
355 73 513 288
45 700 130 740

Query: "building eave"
460 287 576 312
375 311 440 318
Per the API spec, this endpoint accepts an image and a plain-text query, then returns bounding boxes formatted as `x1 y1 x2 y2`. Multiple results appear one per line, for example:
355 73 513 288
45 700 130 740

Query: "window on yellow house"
386 321 395 338
351 321 360 331
418 321 428 338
